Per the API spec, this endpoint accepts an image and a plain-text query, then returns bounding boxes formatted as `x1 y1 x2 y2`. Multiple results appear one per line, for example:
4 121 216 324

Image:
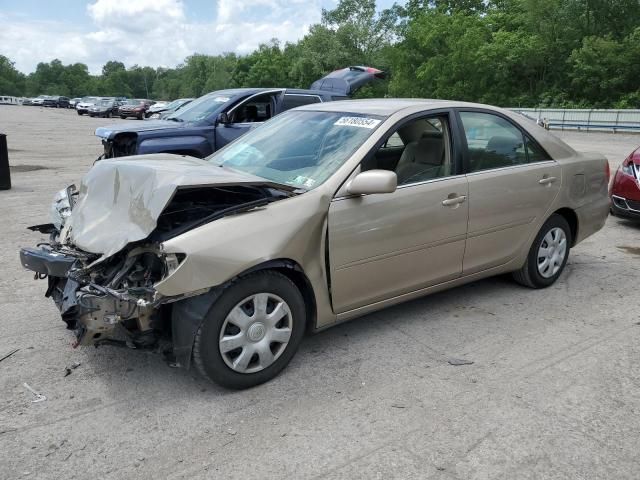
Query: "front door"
458 110 562 274
215 91 281 150
328 113 469 313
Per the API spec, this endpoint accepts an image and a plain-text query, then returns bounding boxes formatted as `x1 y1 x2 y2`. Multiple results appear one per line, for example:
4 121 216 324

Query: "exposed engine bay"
20 182 291 352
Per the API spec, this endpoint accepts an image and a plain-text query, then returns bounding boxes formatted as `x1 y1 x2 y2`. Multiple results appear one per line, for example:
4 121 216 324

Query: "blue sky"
0 0 401 74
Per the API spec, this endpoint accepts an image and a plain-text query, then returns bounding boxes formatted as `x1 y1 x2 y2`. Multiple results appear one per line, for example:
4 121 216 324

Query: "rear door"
458 110 562 274
310 66 385 96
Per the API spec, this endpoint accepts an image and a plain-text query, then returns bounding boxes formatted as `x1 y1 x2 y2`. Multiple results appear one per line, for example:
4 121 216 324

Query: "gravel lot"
1 106 639 480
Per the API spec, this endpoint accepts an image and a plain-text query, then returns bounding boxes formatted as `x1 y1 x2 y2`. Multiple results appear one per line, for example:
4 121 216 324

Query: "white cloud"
0 0 324 74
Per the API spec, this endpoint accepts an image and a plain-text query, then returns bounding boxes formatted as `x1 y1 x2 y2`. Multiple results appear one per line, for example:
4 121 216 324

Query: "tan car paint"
155 100 609 330
463 160 562 274
328 175 468 312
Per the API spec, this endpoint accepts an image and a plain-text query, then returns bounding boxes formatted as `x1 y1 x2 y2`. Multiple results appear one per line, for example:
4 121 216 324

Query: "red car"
118 99 153 120
610 146 640 219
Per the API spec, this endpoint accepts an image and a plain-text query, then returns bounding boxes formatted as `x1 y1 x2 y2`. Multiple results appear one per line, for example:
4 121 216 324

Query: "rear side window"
281 95 321 112
525 136 550 162
460 112 527 172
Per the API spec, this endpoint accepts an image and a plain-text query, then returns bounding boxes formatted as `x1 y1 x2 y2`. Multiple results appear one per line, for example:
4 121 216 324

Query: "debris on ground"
63 362 81 377
447 358 474 366
23 383 47 403
391 403 407 409
0 348 19 363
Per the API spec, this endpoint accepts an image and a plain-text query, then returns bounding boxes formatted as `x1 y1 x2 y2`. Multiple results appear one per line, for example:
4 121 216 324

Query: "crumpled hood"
95 121 180 139
67 153 289 259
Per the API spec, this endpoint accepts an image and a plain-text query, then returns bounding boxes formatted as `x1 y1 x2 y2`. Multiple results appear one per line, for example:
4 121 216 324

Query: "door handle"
442 195 467 206
539 176 557 185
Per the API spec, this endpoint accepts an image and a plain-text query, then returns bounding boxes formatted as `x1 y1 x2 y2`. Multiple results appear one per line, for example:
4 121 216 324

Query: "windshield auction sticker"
334 117 381 129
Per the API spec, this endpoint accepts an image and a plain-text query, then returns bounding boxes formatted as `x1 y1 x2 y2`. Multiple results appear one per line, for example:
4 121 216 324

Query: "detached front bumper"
20 247 76 277
20 246 156 348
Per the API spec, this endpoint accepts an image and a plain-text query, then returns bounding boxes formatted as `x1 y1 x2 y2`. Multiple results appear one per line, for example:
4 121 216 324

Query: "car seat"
395 131 445 184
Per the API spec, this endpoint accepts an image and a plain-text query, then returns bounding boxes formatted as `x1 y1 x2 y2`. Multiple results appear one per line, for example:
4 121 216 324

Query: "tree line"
1 0 639 108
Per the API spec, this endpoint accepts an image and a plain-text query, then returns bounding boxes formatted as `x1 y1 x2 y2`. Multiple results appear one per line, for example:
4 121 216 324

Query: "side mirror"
218 112 230 125
347 170 397 196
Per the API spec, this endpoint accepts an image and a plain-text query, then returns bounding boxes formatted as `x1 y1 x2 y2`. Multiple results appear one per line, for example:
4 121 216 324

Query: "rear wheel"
513 214 571 288
192 271 306 389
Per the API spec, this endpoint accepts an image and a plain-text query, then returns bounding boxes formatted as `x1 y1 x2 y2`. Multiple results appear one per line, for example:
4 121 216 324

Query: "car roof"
295 98 578 159
203 88 342 98
301 98 565 118
295 98 500 116
212 88 272 96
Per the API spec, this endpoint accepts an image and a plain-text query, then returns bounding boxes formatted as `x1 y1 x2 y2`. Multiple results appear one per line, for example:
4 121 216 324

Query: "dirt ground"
1 106 639 480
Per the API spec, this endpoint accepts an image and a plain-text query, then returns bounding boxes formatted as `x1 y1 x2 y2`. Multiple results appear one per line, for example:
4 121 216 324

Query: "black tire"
193 271 306 389
77 110 82 115
105 111 111 118
513 214 572 288
120 115 126 119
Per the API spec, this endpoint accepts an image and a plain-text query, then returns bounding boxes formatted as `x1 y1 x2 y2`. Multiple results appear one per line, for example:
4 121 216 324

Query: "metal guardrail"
510 108 640 133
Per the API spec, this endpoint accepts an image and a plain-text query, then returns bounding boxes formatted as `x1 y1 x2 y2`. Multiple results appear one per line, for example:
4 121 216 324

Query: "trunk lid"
310 66 385 96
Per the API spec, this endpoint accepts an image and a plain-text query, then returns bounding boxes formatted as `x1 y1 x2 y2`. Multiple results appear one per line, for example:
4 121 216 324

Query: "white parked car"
76 96 100 116
31 95 47 106
145 101 169 118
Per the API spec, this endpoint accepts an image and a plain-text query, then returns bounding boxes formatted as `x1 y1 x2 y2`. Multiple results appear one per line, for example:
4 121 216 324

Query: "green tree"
0 56 26 96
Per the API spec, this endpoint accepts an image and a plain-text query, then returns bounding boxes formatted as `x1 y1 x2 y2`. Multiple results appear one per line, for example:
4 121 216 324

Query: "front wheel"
513 214 572 288
120 115 126 119
192 271 306 389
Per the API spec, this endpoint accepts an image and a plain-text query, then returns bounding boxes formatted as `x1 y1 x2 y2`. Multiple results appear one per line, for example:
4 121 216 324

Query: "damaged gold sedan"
20 100 609 389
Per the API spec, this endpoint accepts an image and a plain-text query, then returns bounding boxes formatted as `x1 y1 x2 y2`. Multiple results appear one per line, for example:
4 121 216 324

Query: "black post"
0 133 10 190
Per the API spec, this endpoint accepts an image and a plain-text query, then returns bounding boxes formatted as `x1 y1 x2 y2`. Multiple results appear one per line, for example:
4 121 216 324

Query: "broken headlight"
49 185 77 230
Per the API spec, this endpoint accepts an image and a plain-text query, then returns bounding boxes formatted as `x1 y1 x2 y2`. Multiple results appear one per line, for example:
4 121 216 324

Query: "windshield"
166 91 233 122
99 99 112 106
209 110 383 190
165 99 187 110
81 96 97 103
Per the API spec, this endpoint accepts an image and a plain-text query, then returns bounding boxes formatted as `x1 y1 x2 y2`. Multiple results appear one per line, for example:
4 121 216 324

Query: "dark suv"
43 96 70 108
96 66 385 158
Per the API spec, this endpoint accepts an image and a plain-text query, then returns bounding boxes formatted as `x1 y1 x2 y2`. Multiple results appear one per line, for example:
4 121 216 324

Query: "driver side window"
229 93 278 123
363 115 453 186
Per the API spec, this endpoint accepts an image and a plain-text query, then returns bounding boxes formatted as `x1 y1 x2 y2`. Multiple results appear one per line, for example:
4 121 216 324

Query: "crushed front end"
19 160 295 357
20 225 172 349
100 132 138 159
